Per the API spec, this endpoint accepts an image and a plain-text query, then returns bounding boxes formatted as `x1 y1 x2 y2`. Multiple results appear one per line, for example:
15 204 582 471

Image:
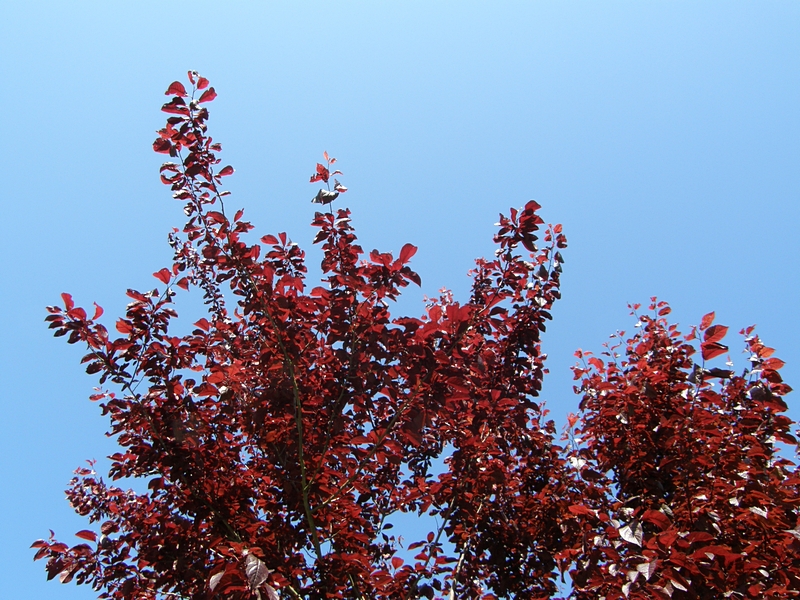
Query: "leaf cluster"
35 74 800 600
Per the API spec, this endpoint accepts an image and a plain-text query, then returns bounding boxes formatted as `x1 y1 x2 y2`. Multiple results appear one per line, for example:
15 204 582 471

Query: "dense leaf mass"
35 74 799 599
566 308 800 598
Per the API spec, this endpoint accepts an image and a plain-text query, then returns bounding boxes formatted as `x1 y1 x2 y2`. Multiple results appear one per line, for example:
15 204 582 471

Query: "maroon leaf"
312 189 338 205
261 234 279 245
75 530 96 542
399 243 418 264
61 293 74 311
161 97 189 114
642 509 670 531
153 268 171 285
91 303 104 320
165 81 187 97
568 504 596 517
701 340 728 361
153 138 172 154
315 163 330 182
703 324 728 344
198 87 217 103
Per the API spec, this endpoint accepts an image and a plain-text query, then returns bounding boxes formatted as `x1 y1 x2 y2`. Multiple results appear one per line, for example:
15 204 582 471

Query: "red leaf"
323 151 330 162
399 243 418 264
701 341 728 361
205 211 225 225
161 97 189 114
219 165 234 177
61 293 74 311
165 81 187 97
34 547 50 561
642 509 671 531
176 277 190 291
261 235 279 245
703 324 728 344
700 311 715 330
198 87 217 103
197 76 209 90
116 319 133 334
153 138 172 154
524 200 542 213
153 268 171 285
391 556 404 569
763 357 786 370
67 306 87 320
92 303 104 320
49 542 69 554
568 504 595 517
75 530 96 542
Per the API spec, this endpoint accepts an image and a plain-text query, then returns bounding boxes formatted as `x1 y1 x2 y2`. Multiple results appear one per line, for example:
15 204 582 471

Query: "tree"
33 73 800 599
564 305 800 598
34 72 575 599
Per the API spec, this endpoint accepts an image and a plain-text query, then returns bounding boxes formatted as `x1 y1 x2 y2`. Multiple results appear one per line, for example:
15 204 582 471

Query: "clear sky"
2 2 798 597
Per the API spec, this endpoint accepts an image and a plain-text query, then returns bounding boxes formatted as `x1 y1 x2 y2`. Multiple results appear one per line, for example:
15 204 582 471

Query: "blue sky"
2 2 798 597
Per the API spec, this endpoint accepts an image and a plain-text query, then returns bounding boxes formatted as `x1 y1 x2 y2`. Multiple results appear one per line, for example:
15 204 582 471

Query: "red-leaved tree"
34 72 576 599
34 73 800 599
564 302 800 598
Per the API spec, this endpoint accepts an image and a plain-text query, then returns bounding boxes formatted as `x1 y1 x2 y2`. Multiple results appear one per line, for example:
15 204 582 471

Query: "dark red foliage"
36 75 800 599
36 74 575 599
566 300 800 599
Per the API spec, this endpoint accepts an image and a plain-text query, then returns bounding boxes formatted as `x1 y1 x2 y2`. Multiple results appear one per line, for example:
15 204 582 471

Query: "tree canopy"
34 73 800 600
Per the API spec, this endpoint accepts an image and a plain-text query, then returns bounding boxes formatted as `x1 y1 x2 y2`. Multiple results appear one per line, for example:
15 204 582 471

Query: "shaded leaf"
619 520 643 546
701 341 728 361
245 553 270 590
703 324 728 344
